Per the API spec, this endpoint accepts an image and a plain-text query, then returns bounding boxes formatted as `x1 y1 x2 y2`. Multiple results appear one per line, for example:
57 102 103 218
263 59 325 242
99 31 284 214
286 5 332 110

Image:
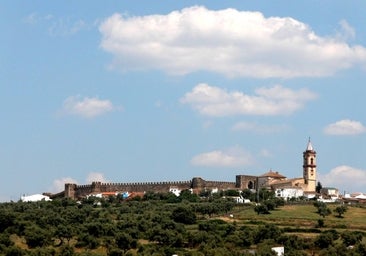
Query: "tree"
115 232 137 253
341 231 363 246
179 189 199 202
316 182 323 193
315 230 339 249
254 204 269 215
315 232 334 249
334 205 347 218
172 206 196 224
4 246 25 256
318 206 331 218
256 224 283 243
24 225 50 248
313 201 331 218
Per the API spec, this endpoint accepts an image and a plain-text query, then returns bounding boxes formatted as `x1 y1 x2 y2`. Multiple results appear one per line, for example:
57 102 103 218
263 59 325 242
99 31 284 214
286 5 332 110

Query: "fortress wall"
65 178 244 199
202 180 237 190
72 180 192 198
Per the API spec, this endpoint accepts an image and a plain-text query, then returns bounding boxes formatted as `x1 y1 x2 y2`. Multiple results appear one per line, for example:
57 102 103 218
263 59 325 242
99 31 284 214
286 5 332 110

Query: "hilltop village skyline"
47 140 318 200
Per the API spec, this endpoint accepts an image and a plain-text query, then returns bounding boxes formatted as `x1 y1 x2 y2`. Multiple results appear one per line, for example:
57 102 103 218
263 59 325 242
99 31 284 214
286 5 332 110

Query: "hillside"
1 193 366 256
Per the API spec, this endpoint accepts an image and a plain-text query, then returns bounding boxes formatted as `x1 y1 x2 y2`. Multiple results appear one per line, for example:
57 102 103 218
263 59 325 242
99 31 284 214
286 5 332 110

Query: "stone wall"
63 177 241 200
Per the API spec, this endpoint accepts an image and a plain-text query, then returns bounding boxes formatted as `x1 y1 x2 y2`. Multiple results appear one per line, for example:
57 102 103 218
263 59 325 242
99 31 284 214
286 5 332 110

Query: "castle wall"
236 175 258 190
65 178 238 199
67 180 192 199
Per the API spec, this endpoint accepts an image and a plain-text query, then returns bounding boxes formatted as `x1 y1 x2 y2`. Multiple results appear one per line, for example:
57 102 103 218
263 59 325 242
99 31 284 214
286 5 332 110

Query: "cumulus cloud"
86 172 109 184
319 165 366 193
324 119 366 135
190 146 254 168
62 96 117 118
99 6 366 78
49 172 109 193
232 121 289 133
49 177 78 193
181 83 316 116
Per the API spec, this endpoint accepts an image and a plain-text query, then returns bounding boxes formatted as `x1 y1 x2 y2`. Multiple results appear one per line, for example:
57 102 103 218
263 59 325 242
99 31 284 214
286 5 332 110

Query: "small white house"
169 186 181 197
272 246 284 256
321 187 339 198
275 187 303 199
21 194 52 202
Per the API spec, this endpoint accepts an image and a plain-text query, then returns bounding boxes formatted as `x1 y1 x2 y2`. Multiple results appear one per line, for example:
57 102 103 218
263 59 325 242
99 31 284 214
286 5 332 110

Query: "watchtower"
303 138 317 192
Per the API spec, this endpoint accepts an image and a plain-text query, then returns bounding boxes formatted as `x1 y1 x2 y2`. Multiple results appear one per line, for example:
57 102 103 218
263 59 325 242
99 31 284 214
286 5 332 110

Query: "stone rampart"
62 177 241 200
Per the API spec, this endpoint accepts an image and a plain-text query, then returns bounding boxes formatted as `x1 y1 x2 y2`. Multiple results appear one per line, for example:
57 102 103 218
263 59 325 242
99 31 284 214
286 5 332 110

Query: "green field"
230 203 366 232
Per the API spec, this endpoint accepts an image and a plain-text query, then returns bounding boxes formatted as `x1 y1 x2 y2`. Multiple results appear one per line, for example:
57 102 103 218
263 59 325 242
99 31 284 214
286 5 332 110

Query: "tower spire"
306 137 313 151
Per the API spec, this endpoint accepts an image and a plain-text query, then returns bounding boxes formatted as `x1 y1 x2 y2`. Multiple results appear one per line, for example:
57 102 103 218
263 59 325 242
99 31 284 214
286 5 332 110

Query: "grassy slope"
232 204 366 232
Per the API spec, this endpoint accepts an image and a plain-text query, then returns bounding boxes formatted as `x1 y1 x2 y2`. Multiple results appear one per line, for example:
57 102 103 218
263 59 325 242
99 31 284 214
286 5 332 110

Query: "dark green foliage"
334 205 348 218
317 218 325 228
0 210 16 232
341 231 363 246
179 189 200 202
255 240 277 256
313 201 331 218
223 190 240 197
0 193 364 255
59 245 75 256
254 224 283 244
172 206 196 224
316 181 323 193
115 232 137 251
0 232 14 248
24 224 51 248
241 189 256 201
254 204 269 215
315 230 339 249
4 246 26 256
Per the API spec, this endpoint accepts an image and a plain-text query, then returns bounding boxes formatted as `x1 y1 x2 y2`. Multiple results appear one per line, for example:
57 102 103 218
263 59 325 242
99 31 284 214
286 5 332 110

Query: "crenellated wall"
65 180 192 199
63 177 242 200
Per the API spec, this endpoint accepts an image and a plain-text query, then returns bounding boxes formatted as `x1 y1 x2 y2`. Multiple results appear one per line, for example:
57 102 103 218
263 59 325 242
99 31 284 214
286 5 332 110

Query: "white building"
275 187 304 199
272 246 284 256
21 194 52 202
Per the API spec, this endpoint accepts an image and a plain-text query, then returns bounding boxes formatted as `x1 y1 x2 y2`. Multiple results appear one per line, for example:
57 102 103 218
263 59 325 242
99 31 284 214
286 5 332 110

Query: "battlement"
61 177 239 200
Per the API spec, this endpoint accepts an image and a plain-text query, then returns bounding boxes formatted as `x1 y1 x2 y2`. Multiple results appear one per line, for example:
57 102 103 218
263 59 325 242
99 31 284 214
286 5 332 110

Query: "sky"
1 1 366 201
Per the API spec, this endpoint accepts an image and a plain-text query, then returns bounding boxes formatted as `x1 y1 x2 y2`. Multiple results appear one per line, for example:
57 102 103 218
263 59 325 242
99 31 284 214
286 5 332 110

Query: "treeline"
0 189 365 255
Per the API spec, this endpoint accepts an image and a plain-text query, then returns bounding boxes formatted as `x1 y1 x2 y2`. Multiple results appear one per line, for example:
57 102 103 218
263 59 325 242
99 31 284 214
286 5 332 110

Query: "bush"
172 206 196 224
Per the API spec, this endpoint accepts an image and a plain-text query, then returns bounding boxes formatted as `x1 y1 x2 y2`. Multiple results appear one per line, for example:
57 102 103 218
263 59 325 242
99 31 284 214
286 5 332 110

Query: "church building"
258 139 317 198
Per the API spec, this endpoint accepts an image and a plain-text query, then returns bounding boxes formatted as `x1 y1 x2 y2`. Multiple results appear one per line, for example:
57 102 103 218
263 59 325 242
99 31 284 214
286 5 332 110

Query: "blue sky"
1 1 366 201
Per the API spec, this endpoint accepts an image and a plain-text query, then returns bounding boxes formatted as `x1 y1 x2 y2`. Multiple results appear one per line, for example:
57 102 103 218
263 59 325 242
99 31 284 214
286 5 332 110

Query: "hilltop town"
20 140 364 204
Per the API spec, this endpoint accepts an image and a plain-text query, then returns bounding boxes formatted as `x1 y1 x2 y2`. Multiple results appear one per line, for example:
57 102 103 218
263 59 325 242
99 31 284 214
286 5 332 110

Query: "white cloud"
324 119 366 135
24 13 54 25
99 6 366 78
232 121 289 133
181 83 316 116
86 172 109 184
337 20 356 41
48 18 87 36
259 149 273 158
49 172 109 193
190 146 254 168
62 96 117 118
24 13 88 36
319 165 366 193
49 177 78 193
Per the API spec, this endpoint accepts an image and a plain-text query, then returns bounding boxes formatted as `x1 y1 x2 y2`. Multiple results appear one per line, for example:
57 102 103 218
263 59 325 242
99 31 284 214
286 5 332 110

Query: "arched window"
248 181 254 189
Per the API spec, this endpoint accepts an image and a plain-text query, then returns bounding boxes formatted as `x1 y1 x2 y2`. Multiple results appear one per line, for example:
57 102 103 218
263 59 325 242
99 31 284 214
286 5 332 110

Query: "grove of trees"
0 189 365 256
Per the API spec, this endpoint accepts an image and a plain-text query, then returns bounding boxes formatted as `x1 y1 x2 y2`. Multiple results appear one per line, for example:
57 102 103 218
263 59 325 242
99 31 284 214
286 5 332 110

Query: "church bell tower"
303 138 317 192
